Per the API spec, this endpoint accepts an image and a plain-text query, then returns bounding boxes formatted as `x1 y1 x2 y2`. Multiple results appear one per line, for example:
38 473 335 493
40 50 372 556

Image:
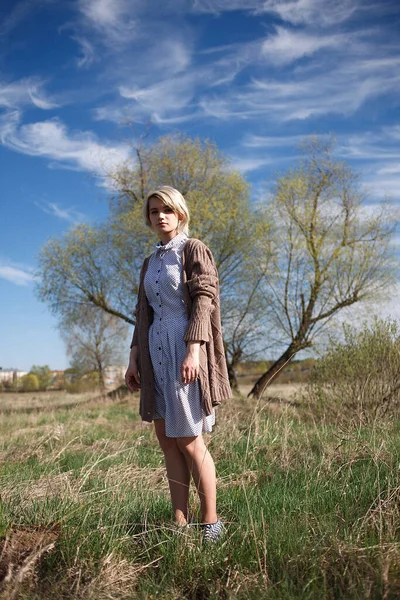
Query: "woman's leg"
154 419 191 525
176 435 218 524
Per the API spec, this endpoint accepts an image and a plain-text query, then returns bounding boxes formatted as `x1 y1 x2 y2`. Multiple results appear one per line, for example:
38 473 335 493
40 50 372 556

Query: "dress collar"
155 232 188 253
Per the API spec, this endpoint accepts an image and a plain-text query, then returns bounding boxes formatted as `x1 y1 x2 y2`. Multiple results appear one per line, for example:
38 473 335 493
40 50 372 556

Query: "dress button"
159 304 161 308
156 292 159 295
160 318 162 321
159 347 161 350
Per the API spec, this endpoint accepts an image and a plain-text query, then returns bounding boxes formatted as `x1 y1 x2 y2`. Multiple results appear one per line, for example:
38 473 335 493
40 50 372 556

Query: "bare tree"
60 307 128 392
248 137 397 398
37 134 265 388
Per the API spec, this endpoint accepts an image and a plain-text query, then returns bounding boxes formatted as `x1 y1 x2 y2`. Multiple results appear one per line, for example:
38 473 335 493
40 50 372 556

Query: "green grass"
0 392 399 599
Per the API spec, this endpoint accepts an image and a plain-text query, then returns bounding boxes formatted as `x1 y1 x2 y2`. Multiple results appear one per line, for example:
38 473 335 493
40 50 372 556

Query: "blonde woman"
125 186 231 542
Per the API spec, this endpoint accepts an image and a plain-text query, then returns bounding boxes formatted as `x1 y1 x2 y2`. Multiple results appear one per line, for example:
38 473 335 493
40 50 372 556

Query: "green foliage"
35 133 397 392
29 365 52 390
21 373 40 392
304 318 400 423
64 371 101 394
249 135 398 396
0 395 399 598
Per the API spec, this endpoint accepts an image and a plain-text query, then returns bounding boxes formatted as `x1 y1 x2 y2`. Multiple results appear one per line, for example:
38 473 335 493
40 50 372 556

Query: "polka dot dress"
144 232 215 438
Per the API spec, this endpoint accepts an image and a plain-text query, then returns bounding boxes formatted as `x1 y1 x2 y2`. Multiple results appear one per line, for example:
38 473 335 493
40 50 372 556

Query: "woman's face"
148 196 181 242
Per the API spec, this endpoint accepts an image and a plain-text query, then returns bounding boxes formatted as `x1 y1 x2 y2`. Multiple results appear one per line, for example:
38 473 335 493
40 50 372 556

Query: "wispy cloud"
243 134 304 148
119 73 196 120
261 27 343 65
192 0 260 13
0 260 35 286
230 156 272 173
73 36 96 68
0 111 132 177
259 0 358 26
34 200 87 223
78 0 137 45
199 48 400 123
0 77 58 110
192 0 360 25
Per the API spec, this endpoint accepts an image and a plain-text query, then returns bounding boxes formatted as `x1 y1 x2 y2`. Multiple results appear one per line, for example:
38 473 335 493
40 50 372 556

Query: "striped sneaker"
201 519 224 543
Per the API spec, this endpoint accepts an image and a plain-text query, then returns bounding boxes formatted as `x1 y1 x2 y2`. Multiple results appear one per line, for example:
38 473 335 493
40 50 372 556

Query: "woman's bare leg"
154 419 190 525
177 435 217 524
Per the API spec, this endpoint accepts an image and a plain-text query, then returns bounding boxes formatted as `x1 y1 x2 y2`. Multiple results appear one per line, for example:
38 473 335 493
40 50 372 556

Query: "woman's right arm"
125 344 141 391
125 259 147 392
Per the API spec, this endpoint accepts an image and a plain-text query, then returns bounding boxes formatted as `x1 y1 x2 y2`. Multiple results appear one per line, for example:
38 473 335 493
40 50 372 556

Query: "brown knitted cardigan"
130 237 232 423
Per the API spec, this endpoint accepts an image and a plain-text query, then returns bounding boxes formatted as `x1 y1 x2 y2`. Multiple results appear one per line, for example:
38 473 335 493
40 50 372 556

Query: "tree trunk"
96 358 106 395
248 343 302 399
227 361 239 392
226 348 243 393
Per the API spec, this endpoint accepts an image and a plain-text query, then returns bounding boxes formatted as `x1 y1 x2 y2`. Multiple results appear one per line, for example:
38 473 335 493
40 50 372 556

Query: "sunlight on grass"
0 389 399 599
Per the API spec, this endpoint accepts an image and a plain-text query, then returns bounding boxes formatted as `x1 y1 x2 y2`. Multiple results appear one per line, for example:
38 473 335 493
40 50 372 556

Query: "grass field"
0 386 399 599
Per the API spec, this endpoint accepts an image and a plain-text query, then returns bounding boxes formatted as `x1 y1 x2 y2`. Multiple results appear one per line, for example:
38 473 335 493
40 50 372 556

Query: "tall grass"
0 391 399 599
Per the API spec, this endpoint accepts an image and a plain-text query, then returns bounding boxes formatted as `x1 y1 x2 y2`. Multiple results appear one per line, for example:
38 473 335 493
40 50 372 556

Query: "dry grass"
238 380 304 401
0 392 95 413
0 387 399 599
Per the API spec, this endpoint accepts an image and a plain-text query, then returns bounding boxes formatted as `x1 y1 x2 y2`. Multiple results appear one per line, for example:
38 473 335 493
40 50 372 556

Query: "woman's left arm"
181 341 201 384
183 241 218 344
181 241 218 384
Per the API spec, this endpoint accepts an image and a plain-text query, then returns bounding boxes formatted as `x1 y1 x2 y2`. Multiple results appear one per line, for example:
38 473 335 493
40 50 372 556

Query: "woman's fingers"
181 364 199 384
125 366 141 391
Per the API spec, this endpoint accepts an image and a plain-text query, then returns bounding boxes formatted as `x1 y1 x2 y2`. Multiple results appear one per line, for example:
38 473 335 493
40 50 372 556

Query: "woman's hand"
125 346 141 391
181 341 200 384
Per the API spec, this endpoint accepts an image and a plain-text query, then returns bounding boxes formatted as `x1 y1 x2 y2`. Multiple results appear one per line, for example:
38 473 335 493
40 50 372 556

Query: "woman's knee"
176 435 206 456
154 420 178 453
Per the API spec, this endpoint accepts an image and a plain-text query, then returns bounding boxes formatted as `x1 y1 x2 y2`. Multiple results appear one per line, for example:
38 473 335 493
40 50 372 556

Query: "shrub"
64 371 100 394
304 318 400 423
21 373 40 392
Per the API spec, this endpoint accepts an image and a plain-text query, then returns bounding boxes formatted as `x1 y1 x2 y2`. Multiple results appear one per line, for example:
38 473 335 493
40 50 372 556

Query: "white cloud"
78 0 137 44
230 156 272 173
243 134 303 148
197 49 400 124
192 0 260 13
0 112 132 177
259 0 358 26
261 27 343 65
0 78 57 110
336 129 400 202
73 36 96 68
192 0 360 25
34 201 86 223
119 74 195 117
0 261 35 286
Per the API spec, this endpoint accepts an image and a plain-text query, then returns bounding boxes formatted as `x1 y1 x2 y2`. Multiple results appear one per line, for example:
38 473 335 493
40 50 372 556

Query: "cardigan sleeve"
130 258 148 349
183 241 219 343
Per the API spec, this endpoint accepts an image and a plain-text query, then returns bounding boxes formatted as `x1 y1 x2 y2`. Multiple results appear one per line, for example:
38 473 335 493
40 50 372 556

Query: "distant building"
104 365 126 385
0 368 28 383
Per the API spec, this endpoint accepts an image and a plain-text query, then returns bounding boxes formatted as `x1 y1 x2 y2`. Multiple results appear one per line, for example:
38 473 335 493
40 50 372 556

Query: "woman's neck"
159 230 180 245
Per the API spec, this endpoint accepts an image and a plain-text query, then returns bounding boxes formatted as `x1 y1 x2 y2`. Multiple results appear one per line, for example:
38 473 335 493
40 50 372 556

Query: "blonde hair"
144 186 190 235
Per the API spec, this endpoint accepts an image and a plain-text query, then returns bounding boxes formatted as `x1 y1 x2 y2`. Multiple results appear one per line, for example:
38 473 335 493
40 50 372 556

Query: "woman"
125 186 231 542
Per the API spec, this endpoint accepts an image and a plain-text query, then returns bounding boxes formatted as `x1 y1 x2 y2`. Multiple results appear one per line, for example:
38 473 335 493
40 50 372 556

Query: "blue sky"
1 0 400 372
